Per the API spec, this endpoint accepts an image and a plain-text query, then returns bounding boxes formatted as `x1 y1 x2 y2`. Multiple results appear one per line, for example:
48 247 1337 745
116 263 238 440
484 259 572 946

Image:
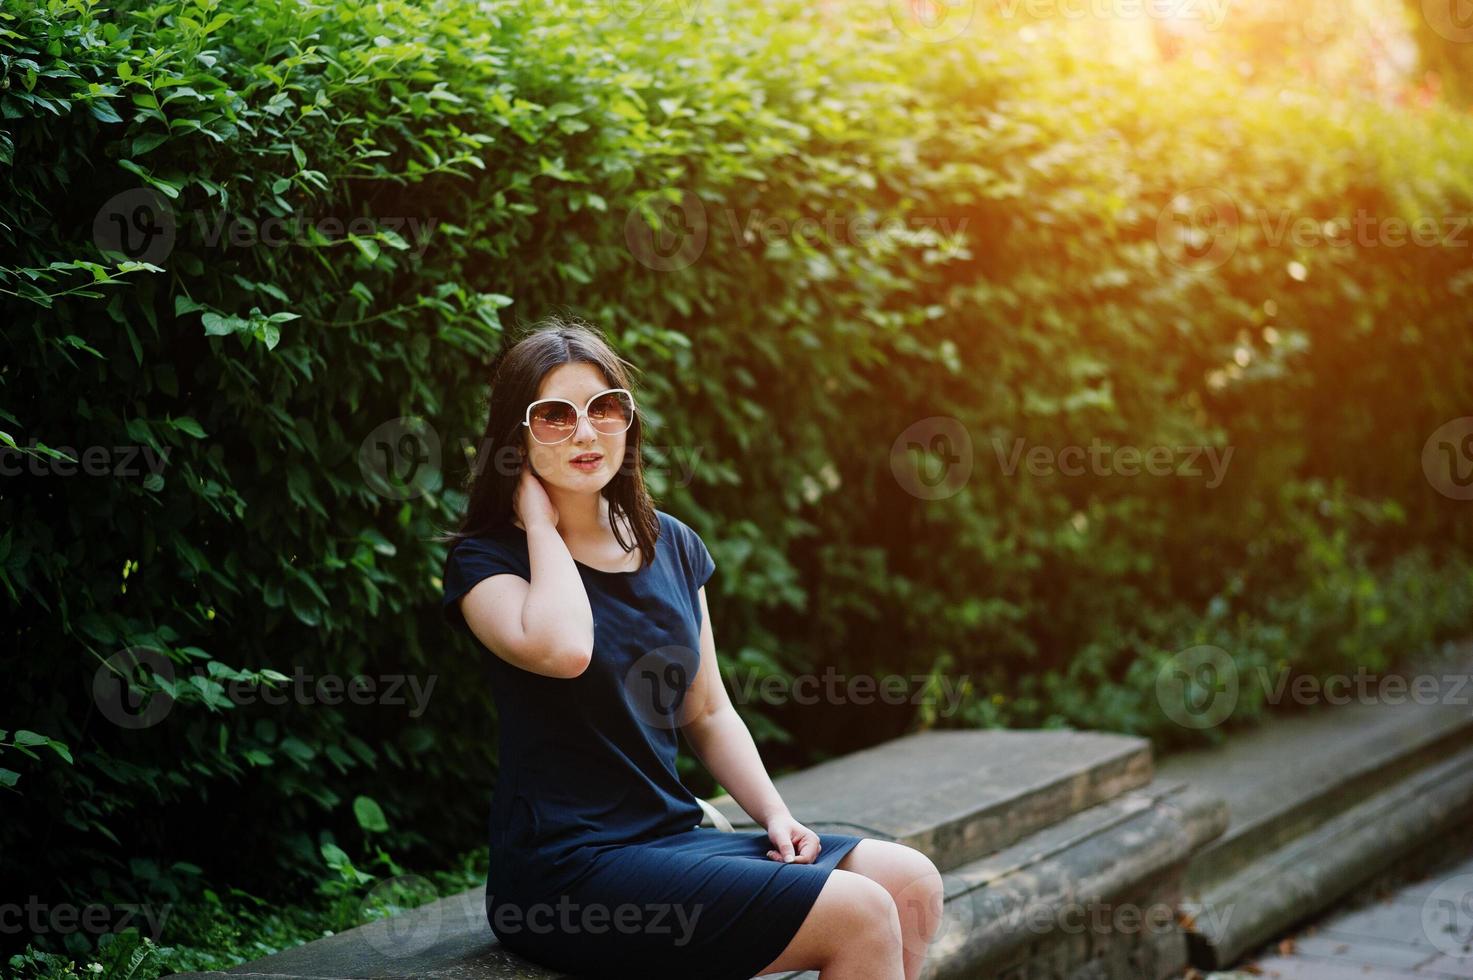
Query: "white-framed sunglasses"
522 387 636 445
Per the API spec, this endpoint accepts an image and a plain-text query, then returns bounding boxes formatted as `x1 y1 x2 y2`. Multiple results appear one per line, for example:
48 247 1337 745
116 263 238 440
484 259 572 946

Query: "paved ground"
1191 843 1473 979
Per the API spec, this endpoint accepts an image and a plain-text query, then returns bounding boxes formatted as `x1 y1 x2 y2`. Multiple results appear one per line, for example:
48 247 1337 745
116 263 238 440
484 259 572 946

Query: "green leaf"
132 132 168 155
88 100 123 124
171 417 206 438
202 312 248 336
353 795 389 833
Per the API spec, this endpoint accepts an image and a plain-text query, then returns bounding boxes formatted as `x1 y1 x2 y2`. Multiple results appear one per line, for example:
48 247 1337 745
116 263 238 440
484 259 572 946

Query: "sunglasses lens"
530 401 577 444
588 391 634 433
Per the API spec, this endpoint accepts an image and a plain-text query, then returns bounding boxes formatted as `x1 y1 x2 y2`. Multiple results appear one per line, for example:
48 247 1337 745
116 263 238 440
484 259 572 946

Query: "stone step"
707 728 1155 872
1180 740 1473 969
773 777 1227 979
1155 673 1473 895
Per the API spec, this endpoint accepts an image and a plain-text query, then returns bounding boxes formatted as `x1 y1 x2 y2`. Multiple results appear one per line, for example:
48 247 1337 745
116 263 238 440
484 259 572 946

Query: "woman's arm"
459 519 595 678
679 587 792 830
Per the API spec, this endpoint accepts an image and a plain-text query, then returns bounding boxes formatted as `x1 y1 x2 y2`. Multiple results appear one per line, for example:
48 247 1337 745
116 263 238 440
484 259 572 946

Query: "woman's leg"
756 868 904 979
833 839 945 980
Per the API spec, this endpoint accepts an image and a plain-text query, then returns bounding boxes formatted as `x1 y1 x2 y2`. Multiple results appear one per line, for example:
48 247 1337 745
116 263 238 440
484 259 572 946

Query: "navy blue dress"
442 508 866 979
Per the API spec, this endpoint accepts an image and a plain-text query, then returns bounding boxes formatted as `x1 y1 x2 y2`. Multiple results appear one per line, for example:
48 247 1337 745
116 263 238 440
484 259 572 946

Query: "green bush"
2 0 1471 958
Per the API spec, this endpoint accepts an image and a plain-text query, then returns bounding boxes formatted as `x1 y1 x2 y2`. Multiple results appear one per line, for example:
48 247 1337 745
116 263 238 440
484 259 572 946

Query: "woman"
441 315 944 979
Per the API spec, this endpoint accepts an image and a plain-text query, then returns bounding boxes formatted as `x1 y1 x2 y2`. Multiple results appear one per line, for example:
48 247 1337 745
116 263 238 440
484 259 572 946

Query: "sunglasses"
522 387 636 445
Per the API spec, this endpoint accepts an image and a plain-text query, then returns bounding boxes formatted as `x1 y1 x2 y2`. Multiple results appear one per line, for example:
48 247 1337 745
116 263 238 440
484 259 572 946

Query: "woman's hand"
765 813 821 864
513 455 560 530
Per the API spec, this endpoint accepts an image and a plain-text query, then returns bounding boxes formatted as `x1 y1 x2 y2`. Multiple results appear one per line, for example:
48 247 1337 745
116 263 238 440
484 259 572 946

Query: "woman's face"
522 362 629 494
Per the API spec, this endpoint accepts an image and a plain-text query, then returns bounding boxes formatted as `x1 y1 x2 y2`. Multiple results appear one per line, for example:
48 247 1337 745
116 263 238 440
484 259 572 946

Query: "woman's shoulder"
445 524 527 567
653 507 692 536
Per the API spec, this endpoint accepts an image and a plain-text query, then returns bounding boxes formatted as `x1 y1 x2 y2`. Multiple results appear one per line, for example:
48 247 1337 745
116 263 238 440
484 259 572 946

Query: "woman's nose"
573 413 599 442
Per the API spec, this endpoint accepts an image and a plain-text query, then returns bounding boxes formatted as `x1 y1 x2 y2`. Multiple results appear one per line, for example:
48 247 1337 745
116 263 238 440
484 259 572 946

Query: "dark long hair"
436 314 660 568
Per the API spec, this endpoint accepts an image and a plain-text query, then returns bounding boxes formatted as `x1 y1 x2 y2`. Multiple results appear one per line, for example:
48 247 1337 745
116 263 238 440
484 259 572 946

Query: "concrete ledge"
1157 646 1473 969
1158 693 1473 894
708 729 1154 872
1182 742 1473 968
768 780 1226 979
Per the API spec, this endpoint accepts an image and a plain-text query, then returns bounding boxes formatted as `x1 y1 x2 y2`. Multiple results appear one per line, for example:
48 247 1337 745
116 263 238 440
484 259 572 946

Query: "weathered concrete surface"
1164 645 1473 970
707 729 1154 872
1157 686 1473 894
1181 743 1473 969
770 781 1228 980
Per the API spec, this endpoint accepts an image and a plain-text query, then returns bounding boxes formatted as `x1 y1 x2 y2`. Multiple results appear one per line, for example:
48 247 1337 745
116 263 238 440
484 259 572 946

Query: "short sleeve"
677 517 716 589
442 534 529 634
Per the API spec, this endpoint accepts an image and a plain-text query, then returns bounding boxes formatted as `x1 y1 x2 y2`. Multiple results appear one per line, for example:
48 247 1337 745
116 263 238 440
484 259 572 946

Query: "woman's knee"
755 870 901 975
829 869 903 943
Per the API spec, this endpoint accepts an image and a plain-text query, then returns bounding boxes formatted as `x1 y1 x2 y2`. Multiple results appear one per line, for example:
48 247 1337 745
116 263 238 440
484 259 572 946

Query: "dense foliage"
3 0 1470 968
